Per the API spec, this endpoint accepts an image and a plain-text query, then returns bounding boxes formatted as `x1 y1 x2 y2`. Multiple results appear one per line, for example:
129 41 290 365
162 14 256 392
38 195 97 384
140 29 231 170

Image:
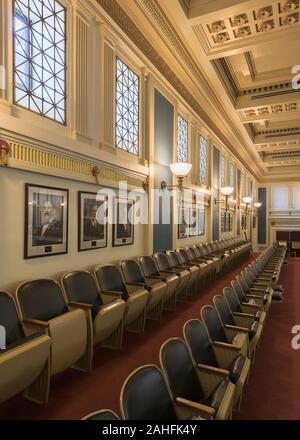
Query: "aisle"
235 257 300 420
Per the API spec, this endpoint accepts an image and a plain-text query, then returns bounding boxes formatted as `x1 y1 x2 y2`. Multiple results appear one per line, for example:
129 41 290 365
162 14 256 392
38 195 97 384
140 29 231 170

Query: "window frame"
199 135 209 186
115 56 141 156
12 0 67 125
176 114 188 163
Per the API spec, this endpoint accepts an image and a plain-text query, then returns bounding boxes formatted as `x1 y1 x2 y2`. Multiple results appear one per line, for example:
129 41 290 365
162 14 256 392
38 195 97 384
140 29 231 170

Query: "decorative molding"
0 130 146 188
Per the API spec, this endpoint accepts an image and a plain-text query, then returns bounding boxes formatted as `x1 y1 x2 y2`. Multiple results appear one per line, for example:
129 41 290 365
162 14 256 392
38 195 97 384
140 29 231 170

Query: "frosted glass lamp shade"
220 186 234 196
254 202 262 208
170 162 192 177
242 196 253 204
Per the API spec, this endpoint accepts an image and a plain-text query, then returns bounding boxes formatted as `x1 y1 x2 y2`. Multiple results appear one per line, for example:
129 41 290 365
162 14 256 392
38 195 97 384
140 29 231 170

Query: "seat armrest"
197 363 229 376
242 302 259 310
23 318 49 328
225 324 248 333
101 290 123 298
213 341 240 351
233 312 255 318
126 282 146 287
175 397 215 417
69 301 92 310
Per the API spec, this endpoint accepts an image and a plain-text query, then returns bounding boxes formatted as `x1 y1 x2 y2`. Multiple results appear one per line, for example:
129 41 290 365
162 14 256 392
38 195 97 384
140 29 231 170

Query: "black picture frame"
178 206 189 239
24 183 69 259
189 207 198 237
197 207 205 236
78 191 108 252
113 198 135 247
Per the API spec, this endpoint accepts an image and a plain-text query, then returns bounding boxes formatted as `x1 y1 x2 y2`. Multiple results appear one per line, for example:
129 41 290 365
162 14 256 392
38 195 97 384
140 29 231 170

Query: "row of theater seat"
0 236 251 406
82 242 286 420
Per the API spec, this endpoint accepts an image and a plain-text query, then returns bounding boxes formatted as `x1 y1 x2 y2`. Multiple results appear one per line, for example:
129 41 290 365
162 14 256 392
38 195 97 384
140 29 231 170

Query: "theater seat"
183 319 250 410
160 338 235 420
193 245 218 281
16 279 89 376
94 265 148 333
166 250 198 297
201 305 249 361
0 291 51 405
62 271 126 359
82 410 120 420
139 256 179 310
238 273 272 312
213 295 262 360
120 364 208 420
175 249 200 295
224 286 266 328
153 252 190 303
185 246 212 286
120 259 166 320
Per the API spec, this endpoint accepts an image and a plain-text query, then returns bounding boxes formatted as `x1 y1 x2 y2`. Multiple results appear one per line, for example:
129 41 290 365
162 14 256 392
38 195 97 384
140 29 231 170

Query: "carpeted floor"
0 254 298 420
235 256 300 420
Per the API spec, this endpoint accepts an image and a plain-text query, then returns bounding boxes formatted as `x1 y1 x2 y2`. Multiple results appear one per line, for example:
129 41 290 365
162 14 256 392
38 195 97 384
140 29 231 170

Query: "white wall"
0 167 147 292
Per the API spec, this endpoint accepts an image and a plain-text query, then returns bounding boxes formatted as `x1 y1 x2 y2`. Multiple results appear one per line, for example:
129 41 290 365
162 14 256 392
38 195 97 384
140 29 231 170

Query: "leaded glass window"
177 115 188 162
220 155 226 187
116 58 140 155
199 136 209 185
13 0 66 124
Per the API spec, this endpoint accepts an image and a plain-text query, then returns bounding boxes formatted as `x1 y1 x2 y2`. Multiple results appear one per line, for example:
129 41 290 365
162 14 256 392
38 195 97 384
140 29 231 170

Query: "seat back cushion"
18 280 68 321
231 280 246 303
214 295 234 326
0 292 24 346
177 249 189 264
139 256 160 277
223 287 241 313
63 271 103 307
201 306 227 343
186 246 196 260
154 253 171 271
161 338 204 403
184 320 218 367
166 251 182 267
121 260 144 284
122 366 177 420
96 265 125 293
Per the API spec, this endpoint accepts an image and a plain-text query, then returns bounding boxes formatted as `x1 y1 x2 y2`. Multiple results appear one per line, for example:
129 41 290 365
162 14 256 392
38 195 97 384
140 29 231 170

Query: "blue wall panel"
212 146 220 241
258 187 267 244
153 90 174 252
237 169 241 235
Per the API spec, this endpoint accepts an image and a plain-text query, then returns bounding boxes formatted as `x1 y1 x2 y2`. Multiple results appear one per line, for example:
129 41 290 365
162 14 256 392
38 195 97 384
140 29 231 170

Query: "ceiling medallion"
209 20 226 33
213 32 230 44
234 26 251 38
255 6 273 20
231 14 249 27
257 20 275 32
281 0 299 14
281 12 299 25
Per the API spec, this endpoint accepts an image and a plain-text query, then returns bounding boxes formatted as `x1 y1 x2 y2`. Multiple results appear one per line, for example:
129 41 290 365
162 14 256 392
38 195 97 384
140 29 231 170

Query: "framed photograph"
25 184 68 259
113 198 134 246
78 192 108 252
189 207 198 237
241 214 247 230
198 208 205 236
178 206 189 239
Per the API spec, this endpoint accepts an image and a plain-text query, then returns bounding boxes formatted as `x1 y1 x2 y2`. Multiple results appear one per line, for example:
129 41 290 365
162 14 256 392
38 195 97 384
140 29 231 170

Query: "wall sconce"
0 139 10 167
215 186 234 212
242 196 253 215
253 202 262 209
161 162 192 190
